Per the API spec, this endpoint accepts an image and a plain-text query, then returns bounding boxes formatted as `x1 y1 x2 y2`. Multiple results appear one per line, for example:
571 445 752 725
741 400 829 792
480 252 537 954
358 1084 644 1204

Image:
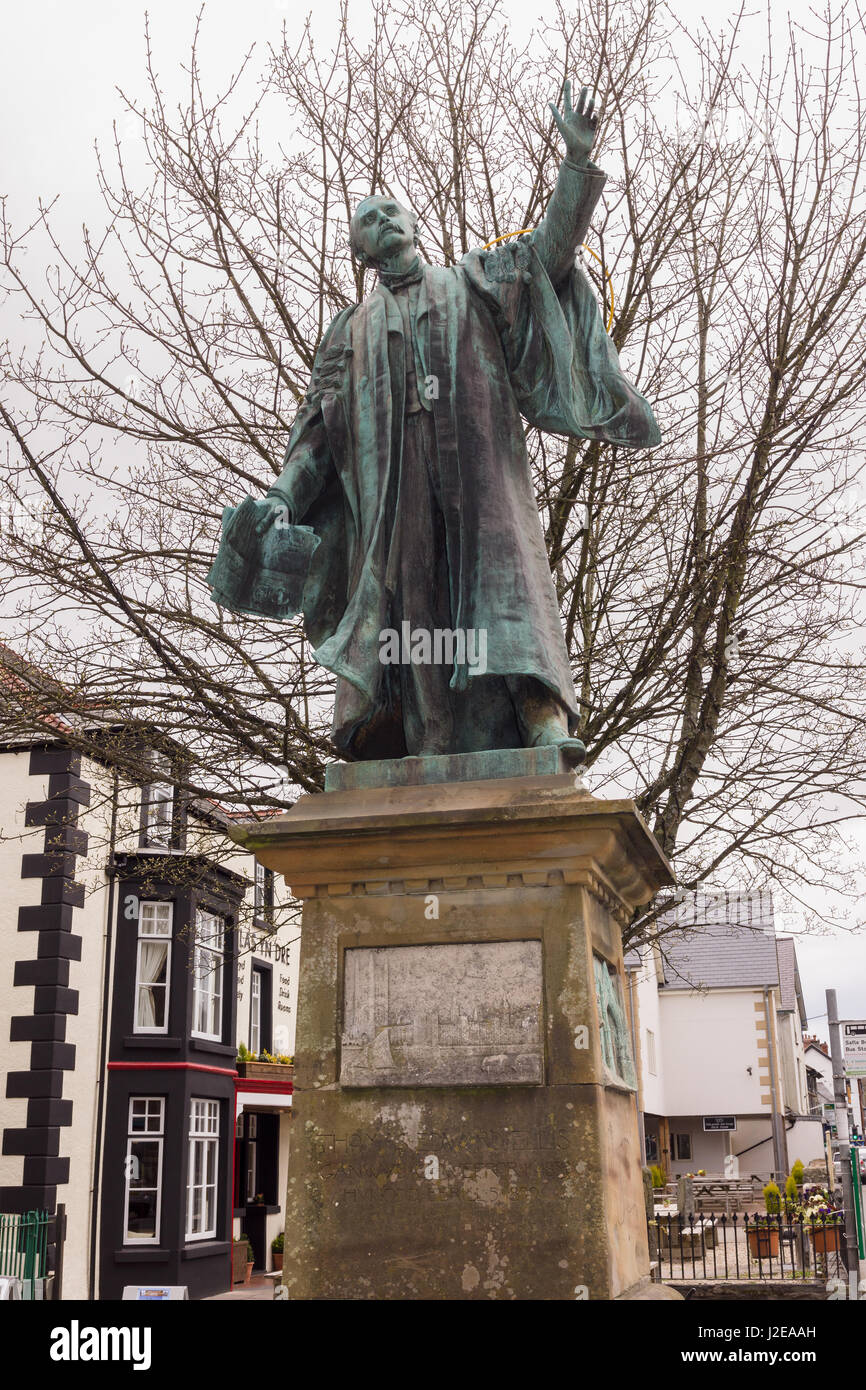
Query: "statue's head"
350 195 419 268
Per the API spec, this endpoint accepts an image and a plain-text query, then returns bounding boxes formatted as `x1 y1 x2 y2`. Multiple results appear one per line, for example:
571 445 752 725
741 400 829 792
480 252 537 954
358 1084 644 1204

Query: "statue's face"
351 196 416 265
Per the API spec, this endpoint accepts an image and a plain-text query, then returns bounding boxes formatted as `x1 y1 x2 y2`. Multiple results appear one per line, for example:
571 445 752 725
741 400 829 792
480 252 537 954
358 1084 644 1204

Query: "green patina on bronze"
208 82 660 763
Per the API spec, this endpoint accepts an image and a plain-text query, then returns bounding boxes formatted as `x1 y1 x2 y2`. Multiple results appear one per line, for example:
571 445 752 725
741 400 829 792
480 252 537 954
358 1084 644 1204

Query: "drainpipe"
763 987 786 1179
88 768 120 1301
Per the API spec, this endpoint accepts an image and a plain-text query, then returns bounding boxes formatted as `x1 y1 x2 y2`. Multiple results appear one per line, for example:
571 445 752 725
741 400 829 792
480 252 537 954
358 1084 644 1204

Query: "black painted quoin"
1 746 87 1221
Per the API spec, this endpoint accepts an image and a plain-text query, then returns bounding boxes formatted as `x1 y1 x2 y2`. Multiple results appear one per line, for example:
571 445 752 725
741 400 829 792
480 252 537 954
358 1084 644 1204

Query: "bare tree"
1 0 865 941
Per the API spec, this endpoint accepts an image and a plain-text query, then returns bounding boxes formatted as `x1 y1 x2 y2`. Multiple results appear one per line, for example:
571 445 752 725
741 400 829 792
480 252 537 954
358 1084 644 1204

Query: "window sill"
123 1036 182 1049
181 1240 231 1261
190 1038 236 1058
114 1248 172 1263
244 1203 280 1216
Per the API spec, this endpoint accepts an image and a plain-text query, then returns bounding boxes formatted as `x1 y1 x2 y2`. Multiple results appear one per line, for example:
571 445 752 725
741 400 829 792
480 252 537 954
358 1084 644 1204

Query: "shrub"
271 1231 284 1253
785 1174 799 1210
763 1180 782 1214
791 1158 805 1185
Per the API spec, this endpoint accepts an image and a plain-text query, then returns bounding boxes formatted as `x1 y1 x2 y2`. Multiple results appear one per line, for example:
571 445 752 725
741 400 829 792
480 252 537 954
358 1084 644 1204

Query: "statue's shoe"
525 719 587 766
553 737 587 767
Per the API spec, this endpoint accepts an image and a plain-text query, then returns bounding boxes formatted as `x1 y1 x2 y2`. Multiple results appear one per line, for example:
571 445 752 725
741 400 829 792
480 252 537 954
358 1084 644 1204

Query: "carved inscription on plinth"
340 940 543 1087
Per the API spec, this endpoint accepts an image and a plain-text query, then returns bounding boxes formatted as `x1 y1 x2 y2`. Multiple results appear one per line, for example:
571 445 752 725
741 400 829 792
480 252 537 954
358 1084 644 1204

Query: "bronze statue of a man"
210 82 660 762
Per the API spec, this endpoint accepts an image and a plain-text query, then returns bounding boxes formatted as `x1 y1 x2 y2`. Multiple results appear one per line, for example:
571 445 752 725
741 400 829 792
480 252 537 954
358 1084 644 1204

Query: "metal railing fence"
651 1210 848 1284
0 1209 51 1297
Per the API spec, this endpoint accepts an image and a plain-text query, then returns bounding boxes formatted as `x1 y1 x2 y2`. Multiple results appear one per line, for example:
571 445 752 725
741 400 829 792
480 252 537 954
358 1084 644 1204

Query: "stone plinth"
230 763 674 1300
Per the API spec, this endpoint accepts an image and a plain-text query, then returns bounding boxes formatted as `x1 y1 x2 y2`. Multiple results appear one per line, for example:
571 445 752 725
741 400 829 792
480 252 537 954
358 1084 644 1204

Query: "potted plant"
271 1231 284 1271
791 1158 805 1188
784 1174 800 1214
236 1042 294 1081
763 1180 782 1213
232 1234 253 1285
747 1182 783 1258
747 1213 781 1259
650 1164 666 1191
803 1191 844 1252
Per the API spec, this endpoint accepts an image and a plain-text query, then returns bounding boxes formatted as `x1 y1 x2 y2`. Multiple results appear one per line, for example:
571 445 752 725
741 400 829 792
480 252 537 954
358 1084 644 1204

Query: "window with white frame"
141 752 174 848
646 1028 657 1076
186 1098 220 1239
250 968 262 1055
124 1097 164 1244
134 902 173 1033
254 863 274 925
192 909 224 1040
245 1114 258 1202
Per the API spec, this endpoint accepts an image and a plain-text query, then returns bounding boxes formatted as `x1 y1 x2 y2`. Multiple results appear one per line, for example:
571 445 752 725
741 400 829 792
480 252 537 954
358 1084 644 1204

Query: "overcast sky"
0 0 863 1029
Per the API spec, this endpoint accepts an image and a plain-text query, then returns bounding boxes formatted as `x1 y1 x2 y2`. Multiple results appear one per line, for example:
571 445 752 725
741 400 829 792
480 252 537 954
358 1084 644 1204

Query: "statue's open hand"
549 80 599 164
256 495 289 536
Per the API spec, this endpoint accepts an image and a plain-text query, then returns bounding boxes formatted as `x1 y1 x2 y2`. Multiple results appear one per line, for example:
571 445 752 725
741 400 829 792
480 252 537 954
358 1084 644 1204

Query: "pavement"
205 1273 280 1301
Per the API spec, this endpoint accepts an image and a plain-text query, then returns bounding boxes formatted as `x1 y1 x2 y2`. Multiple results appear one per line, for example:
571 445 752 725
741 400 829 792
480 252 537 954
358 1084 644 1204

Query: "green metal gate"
0 1210 51 1298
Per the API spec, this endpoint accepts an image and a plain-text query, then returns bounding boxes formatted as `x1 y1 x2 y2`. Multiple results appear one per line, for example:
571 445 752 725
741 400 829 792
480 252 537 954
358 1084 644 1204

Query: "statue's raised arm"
532 81 606 285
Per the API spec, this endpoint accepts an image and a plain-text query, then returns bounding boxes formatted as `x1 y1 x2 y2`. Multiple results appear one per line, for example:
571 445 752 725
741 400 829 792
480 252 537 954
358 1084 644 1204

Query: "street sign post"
828 991 861 1298
849 1147 866 1260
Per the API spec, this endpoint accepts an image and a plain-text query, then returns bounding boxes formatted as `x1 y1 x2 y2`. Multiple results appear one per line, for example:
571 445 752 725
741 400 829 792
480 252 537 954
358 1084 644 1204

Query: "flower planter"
232 1242 251 1285
272 1252 283 1271
244 1260 254 1286
809 1224 842 1253
236 1060 294 1082
747 1227 780 1259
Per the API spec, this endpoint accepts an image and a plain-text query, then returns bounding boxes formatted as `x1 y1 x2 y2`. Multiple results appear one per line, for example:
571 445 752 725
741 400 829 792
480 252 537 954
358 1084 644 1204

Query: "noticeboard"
122 1285 189 1301
843 1021 866 1078
702 1116 737 1132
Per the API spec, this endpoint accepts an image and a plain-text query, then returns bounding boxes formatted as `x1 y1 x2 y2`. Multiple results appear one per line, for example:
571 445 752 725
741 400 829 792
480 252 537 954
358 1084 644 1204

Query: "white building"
626 892 824 1182
804 1035 864 1148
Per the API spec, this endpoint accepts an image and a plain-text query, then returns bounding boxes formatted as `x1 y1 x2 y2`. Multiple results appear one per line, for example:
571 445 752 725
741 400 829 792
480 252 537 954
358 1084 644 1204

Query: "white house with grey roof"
625 892 824 1182
804 1034 864 1142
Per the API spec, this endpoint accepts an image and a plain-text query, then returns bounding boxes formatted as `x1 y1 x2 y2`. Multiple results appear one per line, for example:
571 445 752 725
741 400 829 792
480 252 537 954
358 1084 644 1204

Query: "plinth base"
231 769 674 1300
